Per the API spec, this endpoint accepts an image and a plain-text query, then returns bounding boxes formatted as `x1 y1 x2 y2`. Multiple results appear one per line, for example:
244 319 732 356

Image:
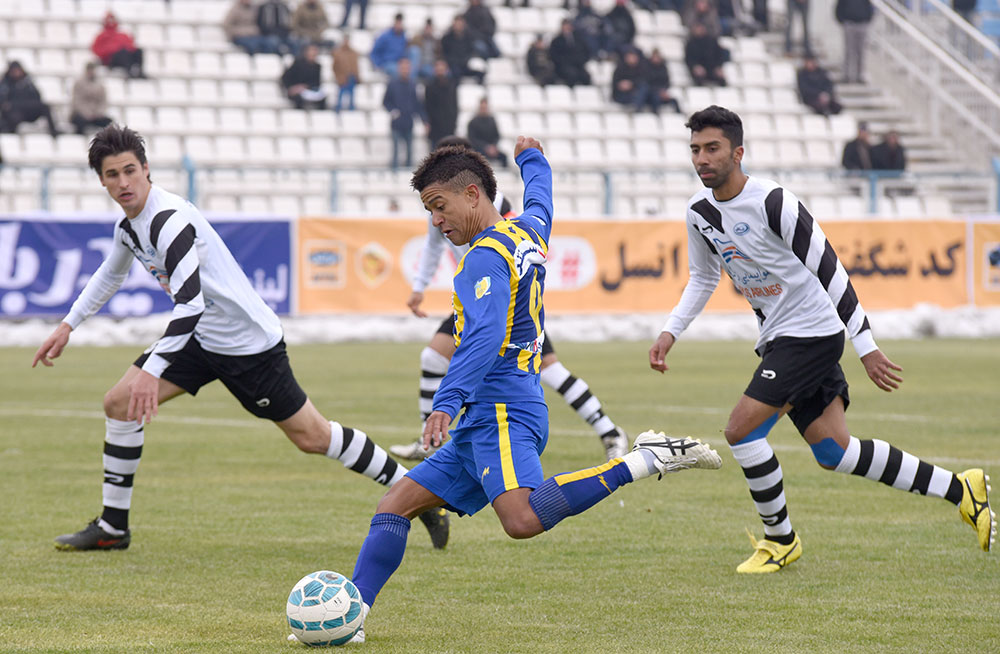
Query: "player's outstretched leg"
55 417 143 551
539 359 629 460
527 431 721 532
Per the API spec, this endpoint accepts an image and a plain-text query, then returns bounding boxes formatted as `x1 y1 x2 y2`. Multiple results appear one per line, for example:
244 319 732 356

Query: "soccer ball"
286 570 364 646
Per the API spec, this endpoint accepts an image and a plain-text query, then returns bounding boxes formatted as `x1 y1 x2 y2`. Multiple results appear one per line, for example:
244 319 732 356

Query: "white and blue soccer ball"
286 570 364 646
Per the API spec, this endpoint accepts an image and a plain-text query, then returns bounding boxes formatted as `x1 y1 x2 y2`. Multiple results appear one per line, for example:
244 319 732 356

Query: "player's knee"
498 513 542 540
103 387 127 420
290 428 327 454
809 437 846 470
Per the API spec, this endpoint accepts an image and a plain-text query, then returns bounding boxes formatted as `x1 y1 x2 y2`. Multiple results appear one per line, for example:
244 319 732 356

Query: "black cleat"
416 507 449 550
54 518 131 551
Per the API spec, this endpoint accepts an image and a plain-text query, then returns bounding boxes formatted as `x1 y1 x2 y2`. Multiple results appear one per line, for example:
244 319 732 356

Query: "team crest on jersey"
713 237 753 264
734 222 750 235
475 276 491 299
513 239 546 279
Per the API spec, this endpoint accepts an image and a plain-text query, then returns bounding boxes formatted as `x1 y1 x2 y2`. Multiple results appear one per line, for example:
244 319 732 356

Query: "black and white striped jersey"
411 192 508 293
64 185 283 377
663 177 877 357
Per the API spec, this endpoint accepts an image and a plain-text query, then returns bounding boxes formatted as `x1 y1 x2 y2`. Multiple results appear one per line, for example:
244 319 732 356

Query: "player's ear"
733 145 744 165
465 183 480 207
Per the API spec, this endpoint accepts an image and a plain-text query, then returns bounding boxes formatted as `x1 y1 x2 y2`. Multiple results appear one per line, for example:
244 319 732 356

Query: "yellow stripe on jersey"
553 458 624 486
496 403 519 491
475 237 518 353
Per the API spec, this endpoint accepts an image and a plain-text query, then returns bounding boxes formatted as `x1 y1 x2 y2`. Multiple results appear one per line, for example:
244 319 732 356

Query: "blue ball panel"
344 602 361 623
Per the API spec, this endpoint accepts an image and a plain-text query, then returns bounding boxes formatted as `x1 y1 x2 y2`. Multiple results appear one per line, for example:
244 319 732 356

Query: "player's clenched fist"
514 136 543 157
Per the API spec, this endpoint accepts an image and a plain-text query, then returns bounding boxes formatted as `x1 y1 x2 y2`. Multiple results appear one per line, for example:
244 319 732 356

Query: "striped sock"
327 422 407 487
99 418 144 534
730 438 795 544
418 347 449 423
539 362 619 441
834 436 963 504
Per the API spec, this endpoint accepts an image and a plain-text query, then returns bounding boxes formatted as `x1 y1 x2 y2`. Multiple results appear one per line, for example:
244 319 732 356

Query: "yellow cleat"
957 469 996 552
736 528 802 574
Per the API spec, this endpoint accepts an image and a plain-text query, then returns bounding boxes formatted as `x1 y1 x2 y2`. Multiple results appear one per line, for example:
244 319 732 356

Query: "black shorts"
744 332 850 435
134 338 308 422
436 314 555 356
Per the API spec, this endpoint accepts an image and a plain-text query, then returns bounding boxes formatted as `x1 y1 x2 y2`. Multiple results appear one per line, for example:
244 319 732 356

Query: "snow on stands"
3 305 1000 348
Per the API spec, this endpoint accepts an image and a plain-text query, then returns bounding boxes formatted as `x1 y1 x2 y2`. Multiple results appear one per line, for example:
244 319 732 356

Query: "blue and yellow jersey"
432 148 554 418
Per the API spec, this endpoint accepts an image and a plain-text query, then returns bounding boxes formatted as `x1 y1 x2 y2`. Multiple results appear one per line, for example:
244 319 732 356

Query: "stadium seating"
0 0 950 217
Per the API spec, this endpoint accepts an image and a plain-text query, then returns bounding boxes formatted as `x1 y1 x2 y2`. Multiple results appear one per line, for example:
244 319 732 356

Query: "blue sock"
351 513 410 607
528 460 633 531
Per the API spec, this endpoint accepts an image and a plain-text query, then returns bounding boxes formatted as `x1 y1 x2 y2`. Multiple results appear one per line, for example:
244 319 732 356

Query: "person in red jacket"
91 12 146 79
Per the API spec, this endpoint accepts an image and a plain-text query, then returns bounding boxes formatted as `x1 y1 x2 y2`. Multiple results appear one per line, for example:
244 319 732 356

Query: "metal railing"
895 0 1000 87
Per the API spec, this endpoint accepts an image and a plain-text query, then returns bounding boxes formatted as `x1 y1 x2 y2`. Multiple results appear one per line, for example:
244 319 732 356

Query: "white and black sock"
539 362 619 442
834 436 963 504
418 347 449 423
99 418 143 535
327 422 407 487
730 438 795 544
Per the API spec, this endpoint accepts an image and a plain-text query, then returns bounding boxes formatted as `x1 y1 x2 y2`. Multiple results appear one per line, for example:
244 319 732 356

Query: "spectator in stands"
835 0 873 84
550 19 592 87
467 97 509 168
258 0 298 56
442 16 486 84
383 58 428 170
281 43 328 109
70 62 113 135
464 0 502 59
410 19 442 81
716 0 738 36
604 0 637 55
611 49 649 112
841 121 872 171
574 0 610 61
372 13 413 78
953 0 977 24
785 0 813 56
683 0 721 39
224 0 282 55
91 12 146 79
871 130 906 171
340 0 368 30
0 61 60 136
645 47 682 113
797 56 842 116
425 60 459 148
685 22 728 86
332 33 360 112
291 0 334 50
526 34 557 86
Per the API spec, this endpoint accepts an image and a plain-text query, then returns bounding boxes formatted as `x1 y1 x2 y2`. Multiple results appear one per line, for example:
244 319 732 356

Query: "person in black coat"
382 58 428 170
464 0 501 59
835 0 873 83
442 15 485 83
871 130 906 171
611 48 648 111
526 34 557 86
280 43 327 109
604 0 636 55
841 122 873 171
424 60 459 149
466 97 508 167
797 56 842 115
0 61 59 135
549 19 592 86
644 47 681 113
684 23 727 86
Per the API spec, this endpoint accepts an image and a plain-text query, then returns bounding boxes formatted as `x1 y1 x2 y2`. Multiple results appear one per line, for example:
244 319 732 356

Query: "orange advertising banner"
972 221 1000 306
296 217 971 315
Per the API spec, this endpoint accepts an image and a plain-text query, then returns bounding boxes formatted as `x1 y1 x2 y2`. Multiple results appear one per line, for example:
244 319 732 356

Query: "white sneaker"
389 439 437 460
601 427 629 460
631 430 722 478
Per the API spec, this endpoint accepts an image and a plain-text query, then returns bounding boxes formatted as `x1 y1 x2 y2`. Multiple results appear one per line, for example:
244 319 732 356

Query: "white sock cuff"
327 421 344 459
539 361 571 389
834 436 861 473
420 347 450 374
729 437 774 469
105 417 144 447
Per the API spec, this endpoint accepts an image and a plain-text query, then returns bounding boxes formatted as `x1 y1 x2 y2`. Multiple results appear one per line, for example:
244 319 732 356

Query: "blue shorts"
406 401 549 516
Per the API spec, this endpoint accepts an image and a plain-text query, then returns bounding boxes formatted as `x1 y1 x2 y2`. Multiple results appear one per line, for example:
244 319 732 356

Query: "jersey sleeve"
63 225 135 329
412 214 445 293
765 187 877 357
431 249 511 419
662 211 722 338
515 147 553 244
142 209 206 378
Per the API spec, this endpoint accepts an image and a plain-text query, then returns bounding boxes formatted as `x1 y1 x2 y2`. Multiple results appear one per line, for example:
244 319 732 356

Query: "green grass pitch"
1 338 998 653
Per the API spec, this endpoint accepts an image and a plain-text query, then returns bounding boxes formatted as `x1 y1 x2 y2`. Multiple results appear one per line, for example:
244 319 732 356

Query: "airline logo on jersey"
475 276 491 299
513 239 546 279
713 238 753 264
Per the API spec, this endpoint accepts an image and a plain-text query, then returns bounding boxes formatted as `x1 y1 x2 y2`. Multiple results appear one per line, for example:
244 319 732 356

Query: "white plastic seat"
276 137 308 165
249 108 278 134
634 138 662 165
516 83 545 109
545 85 575 110
150 135 183 165
125 107 156 131
54 134 88 165
218 107 249 133
574 112 604 134
338 137 370 165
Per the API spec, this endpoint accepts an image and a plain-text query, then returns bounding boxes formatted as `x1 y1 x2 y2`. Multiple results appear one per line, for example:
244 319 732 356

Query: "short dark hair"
434 135 473 150
686 105 743 148
411 145 497 202
88 124 148 175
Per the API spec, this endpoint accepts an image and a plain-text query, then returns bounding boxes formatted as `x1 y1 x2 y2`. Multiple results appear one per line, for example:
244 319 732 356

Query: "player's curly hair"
411 145 497 202
686 105 743 148
88 124 149 179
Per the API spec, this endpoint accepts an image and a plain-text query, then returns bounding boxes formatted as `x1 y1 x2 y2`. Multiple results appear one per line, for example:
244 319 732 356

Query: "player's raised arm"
513 136 553 241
